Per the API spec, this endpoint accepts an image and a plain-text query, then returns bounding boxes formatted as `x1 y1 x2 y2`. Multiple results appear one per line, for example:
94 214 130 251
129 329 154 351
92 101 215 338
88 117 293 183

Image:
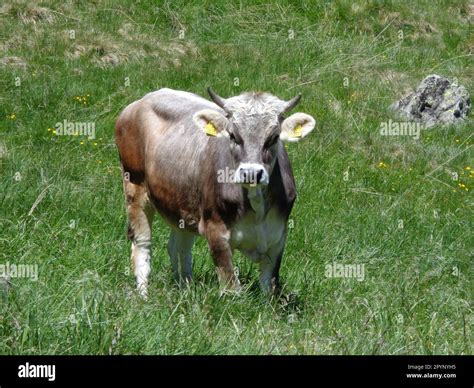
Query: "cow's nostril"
236 165 266 185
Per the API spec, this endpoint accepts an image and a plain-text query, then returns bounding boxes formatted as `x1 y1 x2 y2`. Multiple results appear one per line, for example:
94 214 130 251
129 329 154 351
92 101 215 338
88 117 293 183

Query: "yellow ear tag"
204 122 218 137
291 124 303 138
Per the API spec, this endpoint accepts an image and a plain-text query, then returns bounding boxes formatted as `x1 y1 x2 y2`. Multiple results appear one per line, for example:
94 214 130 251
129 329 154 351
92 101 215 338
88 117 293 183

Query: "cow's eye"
265 134 279 148
229 132 243 145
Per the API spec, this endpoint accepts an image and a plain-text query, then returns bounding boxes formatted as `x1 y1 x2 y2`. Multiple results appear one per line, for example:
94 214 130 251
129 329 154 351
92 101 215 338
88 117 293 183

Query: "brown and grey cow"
115 87 315 298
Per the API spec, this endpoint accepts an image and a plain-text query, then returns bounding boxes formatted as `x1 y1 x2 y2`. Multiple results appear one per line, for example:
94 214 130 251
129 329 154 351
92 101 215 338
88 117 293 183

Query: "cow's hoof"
137 284 148 300
219 288 242 297
178 277 193 290
219 282 242 297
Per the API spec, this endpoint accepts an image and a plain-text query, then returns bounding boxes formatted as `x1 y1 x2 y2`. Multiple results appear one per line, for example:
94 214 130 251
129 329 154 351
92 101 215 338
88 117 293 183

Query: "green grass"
0 0 472 354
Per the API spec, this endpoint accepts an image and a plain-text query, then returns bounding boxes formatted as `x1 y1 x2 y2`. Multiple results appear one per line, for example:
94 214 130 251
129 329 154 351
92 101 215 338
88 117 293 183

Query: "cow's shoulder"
200 140 245 225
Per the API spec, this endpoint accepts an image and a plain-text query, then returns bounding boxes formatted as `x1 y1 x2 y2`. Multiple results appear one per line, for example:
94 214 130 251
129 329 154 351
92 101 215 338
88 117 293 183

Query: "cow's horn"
282 93 302 114
207 87 230 114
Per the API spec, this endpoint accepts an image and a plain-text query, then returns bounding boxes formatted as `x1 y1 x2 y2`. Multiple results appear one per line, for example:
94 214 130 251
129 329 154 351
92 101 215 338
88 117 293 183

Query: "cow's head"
193 87 315 187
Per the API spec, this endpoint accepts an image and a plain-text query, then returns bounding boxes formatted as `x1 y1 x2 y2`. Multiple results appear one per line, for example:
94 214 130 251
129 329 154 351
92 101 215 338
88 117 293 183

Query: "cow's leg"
124 180 154 299
206 222 241 291
259 230 287 294
167 230 195 286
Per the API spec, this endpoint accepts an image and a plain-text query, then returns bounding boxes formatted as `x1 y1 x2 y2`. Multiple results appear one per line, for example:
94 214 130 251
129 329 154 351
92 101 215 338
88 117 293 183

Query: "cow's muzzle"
235 163 269 186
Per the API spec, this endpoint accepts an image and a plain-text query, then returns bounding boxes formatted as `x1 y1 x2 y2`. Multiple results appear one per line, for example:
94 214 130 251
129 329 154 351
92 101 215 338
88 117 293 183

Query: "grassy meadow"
0 0 472 354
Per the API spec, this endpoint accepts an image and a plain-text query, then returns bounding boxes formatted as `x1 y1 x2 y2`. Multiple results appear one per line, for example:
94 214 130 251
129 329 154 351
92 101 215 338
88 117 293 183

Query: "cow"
115 87 315 298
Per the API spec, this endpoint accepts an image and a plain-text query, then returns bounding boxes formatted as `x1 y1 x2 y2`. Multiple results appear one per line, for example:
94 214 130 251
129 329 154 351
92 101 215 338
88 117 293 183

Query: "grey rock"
392 74 470 127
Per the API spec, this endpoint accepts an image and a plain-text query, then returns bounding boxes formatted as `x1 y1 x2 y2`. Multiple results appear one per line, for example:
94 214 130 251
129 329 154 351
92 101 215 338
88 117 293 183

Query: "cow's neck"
246 186 269 253
247 186 268 216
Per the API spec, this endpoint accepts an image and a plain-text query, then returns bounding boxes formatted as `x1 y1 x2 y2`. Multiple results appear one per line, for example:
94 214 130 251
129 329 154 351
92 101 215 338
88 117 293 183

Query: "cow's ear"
193 109 229 138
280 113 315 143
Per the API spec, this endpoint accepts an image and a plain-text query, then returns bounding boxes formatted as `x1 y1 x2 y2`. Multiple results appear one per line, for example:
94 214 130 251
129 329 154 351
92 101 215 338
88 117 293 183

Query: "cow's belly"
148 188 201 234
230 208 287 261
